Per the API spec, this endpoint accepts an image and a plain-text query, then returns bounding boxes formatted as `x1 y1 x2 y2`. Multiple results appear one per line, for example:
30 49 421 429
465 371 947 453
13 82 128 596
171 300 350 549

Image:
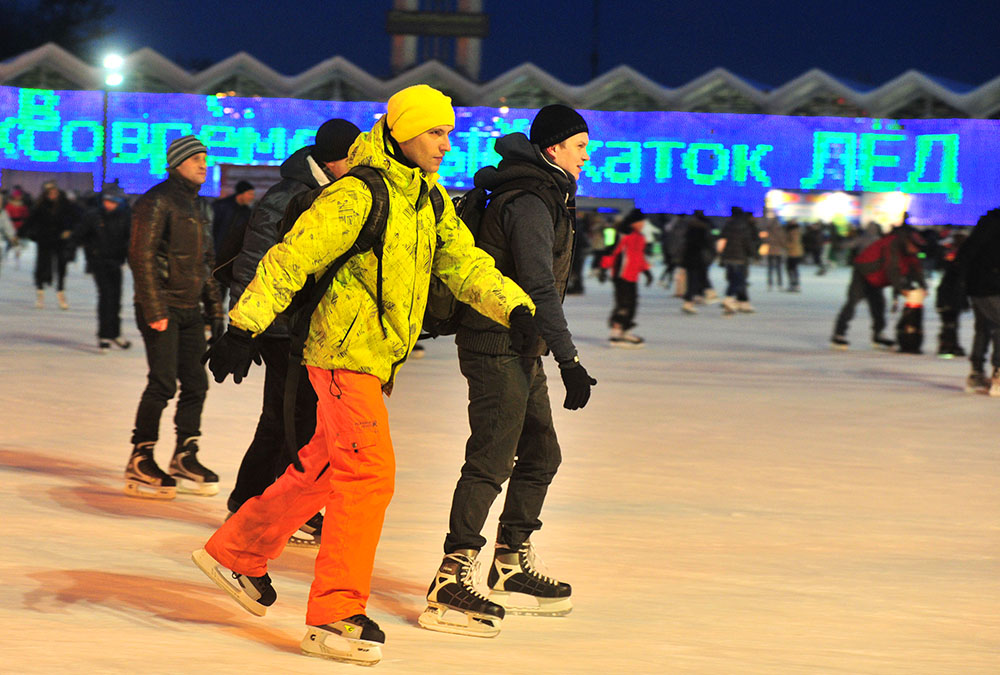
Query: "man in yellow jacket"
192 85 537 666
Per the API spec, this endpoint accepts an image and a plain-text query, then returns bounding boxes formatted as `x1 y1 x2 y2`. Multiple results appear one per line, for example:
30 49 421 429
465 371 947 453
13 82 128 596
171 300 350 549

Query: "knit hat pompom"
386 84 455 143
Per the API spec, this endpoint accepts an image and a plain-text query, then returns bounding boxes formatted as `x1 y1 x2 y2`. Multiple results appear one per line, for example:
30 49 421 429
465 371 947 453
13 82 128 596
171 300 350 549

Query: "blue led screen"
2 85 999 225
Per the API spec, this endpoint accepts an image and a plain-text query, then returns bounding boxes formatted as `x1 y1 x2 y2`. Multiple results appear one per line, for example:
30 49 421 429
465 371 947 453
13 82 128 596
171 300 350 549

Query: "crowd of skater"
3 83 999 667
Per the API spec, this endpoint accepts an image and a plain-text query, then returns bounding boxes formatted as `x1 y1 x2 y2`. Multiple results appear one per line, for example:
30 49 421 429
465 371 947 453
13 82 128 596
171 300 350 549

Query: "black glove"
560 360 597 410
201 325 261 384
643 269 653 287
210 319 226 344
508 305 539 354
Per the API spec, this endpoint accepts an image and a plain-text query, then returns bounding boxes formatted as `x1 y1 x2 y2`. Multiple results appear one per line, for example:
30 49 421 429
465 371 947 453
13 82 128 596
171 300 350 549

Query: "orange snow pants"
205 367 394 626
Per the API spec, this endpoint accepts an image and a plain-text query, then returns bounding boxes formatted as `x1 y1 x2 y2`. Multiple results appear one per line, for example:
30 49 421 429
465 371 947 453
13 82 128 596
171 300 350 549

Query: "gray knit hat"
166 135 208 168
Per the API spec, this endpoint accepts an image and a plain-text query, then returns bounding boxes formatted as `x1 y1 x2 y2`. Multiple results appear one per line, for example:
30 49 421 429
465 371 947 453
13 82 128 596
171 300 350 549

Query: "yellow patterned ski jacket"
229 116 533 388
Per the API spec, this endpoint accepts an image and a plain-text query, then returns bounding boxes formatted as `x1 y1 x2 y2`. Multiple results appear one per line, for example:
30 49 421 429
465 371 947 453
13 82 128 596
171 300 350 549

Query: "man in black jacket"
956 208 1000 394
125 135 224 500
74 182 132 352
420 105 597 637
224 118 361 546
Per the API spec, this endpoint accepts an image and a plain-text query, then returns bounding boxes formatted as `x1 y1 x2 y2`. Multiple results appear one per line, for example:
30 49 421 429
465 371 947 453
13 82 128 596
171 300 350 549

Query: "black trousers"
227 335 318 512
683 262 708 301
833 270 886 337
610 278 638 329
444 350 562 553
969 296 1000 371
34 241 71 290
131 304 209 446
91 261 123 340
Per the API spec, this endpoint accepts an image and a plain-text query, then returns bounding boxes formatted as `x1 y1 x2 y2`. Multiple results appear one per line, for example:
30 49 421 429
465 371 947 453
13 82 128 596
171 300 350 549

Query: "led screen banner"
2 85 999 224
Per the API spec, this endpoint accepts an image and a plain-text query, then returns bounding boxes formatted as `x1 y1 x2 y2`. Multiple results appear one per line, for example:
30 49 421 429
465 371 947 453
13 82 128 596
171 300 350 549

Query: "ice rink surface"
1 251 997 674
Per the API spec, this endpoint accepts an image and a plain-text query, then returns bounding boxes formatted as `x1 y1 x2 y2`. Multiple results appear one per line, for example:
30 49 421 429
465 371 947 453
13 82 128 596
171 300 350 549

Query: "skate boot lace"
458 556 489 601
520 542 558 585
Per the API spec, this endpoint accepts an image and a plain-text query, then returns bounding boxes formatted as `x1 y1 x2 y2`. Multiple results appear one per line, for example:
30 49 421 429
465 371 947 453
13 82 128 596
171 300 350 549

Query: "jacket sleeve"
504 194 577 362
128 191 169 323
228 178 367 335
430 186 534 326
199 199 224 320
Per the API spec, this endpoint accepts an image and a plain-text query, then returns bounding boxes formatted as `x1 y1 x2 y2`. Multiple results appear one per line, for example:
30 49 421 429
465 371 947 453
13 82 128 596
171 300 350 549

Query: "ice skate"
56 290 68 310
990 368 1000 398
722 296 737 316
871 333 895 350
703 288 720 304
965 370 990 394
609 326 644 349
191 548 276 617
737 301 755 313
488 540 572 616
301 615 384 666
419 549 504 637
681 301 698 315
35 289 44 309
169 437 219 496
112 337 132 349
830 335 849 350
288 512 323 548
99 340 112 354
124 443 176 499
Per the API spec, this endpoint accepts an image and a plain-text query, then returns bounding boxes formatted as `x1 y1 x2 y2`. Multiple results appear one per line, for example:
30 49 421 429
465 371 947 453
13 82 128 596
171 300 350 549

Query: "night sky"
96 0 998 90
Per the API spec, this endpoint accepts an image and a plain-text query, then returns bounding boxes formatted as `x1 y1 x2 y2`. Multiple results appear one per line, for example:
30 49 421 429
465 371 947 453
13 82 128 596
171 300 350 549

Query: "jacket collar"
348 116 438 205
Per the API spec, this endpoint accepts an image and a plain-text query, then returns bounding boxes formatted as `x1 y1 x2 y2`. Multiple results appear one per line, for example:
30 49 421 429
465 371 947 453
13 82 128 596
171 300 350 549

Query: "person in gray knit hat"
124 133 224 500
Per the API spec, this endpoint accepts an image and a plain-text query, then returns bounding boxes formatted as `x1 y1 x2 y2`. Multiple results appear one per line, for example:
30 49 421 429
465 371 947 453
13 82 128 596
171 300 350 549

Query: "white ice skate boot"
191 548 276 617
301 615 384 666
722 296 738 316
124 443 176 499
419 549 504 637
169 437 219 496
488 539 572 616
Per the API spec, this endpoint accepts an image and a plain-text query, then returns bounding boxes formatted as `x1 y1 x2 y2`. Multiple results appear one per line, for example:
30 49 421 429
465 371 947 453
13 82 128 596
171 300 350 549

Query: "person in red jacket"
602 209 652 347
831 223 926 349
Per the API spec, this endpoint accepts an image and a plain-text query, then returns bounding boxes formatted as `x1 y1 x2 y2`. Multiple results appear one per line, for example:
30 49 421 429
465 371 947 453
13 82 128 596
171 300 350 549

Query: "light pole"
101 53 124 188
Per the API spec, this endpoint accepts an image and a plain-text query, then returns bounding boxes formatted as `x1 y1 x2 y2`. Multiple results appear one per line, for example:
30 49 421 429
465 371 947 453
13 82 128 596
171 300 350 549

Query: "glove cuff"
557 354 581 370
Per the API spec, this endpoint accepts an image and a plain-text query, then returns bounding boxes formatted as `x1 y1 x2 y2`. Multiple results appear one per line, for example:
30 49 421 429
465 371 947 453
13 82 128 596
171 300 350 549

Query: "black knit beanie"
312 119 362 163
530 104 589 148
234 180 254 195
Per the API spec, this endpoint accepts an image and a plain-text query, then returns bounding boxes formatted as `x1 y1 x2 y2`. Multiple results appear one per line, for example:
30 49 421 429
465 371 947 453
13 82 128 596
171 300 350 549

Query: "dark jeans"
683 263 708 302
445 350 562 553
610 278 638 329
833 270 886 337
131 304 209 446
91 261 123 339
786 256 802 289
766 255 784 287
724 263 749 301
34 241 71 290
227 336 318 512
969 296 1000 372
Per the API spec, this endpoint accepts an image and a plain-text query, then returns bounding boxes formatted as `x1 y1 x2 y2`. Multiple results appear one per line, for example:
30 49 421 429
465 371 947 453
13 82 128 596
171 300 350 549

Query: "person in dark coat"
934 229 969 358
716 206 758 314
74 183 132 351
210 180 255 310
954 209 1000 394
224 118 361 547
22 180 79 309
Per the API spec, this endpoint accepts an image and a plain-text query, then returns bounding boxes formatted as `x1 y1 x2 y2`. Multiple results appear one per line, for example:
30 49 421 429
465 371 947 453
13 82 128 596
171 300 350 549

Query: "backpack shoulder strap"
429 183 446 223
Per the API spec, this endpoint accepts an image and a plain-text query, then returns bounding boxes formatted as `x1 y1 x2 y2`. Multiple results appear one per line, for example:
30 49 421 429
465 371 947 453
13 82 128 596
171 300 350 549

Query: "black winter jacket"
230 145 330 337
456 132 578 363
956 209 1000 297
128 172 222 323
76 202 131 266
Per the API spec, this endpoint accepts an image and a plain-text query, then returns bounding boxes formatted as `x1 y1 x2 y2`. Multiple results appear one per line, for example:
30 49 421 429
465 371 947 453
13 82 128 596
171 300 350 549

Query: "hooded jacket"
852 227 926 292
230 145 332 337
129 172 223 323
229 117 533 387
456 132 577 362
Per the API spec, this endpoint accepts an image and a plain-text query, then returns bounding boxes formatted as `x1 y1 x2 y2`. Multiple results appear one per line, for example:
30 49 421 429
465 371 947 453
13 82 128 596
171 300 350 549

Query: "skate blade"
286 533 321 549
124 481 176 500
489 591 573 617
172 476 219 496
191 548 267 617
608 341 645 350
418 604 501 638
830 344 848 351
301 629 381 666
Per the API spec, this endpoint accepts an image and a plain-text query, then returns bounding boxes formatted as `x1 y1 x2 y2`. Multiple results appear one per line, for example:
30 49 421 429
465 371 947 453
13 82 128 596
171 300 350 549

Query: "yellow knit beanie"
386 84 455 142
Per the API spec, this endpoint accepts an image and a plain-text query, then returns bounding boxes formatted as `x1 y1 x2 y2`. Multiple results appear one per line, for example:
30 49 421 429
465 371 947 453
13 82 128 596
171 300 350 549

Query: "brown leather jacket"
128 172 223 323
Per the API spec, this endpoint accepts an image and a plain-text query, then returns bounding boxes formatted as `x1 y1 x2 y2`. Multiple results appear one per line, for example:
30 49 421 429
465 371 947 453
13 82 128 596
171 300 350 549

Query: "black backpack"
420 178 549 338
278 166 444 470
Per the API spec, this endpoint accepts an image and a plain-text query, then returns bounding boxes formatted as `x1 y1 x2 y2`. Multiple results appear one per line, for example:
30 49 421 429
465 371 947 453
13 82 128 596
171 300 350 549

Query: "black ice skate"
191 548 276 617
871 332 895 350
830 335 849 350
169 437 219 496
124 442 176 500
488 540 572 616
288 512 323 548
301 615 384 666
419 549 504 637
